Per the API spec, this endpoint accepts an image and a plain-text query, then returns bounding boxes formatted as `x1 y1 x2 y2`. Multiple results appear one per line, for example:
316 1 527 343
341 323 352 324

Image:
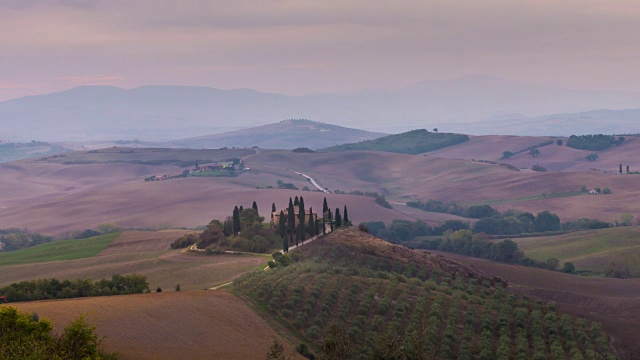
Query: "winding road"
294 172 329 193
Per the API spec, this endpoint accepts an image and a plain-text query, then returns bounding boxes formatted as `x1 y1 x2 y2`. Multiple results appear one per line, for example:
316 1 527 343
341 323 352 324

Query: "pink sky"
1 0 640 101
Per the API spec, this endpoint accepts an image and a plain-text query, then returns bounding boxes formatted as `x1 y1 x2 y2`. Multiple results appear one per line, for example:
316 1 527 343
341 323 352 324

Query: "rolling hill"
173 119 386 150
323 129 469 154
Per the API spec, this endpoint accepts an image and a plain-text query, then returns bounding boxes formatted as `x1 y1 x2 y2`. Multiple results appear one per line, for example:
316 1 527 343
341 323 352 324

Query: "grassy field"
514 226 640 275
0 231 268 291
0 233 119 267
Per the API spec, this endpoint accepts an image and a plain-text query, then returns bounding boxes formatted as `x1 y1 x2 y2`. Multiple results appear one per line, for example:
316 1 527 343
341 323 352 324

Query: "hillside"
324 129 469 154
0 141 67 163
173 119 386 150
0 230 266 291
432 250 640 358
234 228 616 359
12 291 301 359
514 226 640 276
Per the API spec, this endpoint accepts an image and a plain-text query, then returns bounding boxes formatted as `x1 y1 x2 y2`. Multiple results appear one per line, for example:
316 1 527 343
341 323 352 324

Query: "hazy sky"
1 0 640 101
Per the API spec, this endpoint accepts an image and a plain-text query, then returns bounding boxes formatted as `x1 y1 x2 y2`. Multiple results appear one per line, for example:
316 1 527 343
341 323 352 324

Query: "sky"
1 0 640 101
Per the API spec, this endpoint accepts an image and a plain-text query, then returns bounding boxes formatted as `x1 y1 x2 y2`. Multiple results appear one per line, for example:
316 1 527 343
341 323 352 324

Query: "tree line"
0 274 149 302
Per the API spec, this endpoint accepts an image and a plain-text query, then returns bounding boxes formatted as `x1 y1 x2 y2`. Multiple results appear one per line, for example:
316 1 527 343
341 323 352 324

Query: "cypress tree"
322 216 326 234
278 210 286 239
620 164 623 174
627 165 630 173
335 208 342 228
294 196 299 206
329 210 334 231
299 197 306 241
288 199 295 243
323 197 328 215
343 205 350 227
308 207 314 235
232 206 241 235
252 201 258 213
283 234 288 253
272 202 276 213
239 205 244 213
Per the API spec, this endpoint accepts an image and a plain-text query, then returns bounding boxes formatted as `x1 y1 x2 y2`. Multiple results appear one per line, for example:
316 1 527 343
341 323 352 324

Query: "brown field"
429 250 640 358
98 230 196 256
0 230 267 290
429 135 554 161
11 290 302 360
2 142 640 237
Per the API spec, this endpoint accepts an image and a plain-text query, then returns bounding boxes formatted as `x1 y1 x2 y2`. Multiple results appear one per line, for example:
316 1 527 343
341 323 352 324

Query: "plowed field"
12 291 301 360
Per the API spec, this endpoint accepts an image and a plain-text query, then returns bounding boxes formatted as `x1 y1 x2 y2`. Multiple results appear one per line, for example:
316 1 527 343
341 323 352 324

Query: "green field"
0 233 119 267
514 226 640 275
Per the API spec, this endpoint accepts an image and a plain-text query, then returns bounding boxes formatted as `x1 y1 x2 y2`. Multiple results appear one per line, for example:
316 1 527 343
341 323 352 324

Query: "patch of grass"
324 129 469 154
514 226 640 274
471 190 585 205
0 233 120 267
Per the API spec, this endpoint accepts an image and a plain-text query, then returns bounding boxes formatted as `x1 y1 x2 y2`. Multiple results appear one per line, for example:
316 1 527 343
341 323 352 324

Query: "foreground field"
12 291 301 360
431 250 640 358
514 226 640 275
0 231 266 290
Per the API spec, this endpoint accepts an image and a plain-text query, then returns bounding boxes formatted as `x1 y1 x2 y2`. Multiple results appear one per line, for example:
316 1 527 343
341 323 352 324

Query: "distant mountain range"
173 119 386 150
441 109 640 136
1 75 639 141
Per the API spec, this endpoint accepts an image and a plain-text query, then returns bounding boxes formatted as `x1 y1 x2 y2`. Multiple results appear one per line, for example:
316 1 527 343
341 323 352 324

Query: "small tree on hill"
557 139 563 146
529 148 541 157
308 207 315 236
562 262 575 274
294 196 299 206
626 165 630 173
619 164 623 174
239 205 243 213
322 215 326 235
175 284 181 292
585 153 598 161
288 198 295 243
232 206 241 235
252 201 258 213
335 208 342 228
272 202 276 213
343 205 350 227
156 286 162 293
323 197 329 215
328 210 334 232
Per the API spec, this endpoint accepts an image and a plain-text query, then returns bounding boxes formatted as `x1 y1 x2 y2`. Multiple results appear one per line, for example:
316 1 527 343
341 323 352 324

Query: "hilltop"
173 119 386 150
234 228 617 358
324 129 469 154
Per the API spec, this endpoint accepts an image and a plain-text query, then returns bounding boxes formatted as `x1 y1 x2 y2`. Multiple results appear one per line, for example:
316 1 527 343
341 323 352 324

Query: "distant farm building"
0 296 7 304
272 206 317 228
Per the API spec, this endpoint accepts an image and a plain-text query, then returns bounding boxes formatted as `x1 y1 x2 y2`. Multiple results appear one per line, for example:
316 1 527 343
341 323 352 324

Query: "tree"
272 202 276 213
433 128 438 133
620 213 634 226
343 205 350 227
585 153 598 161
156 286 162 293
603 188 611 194
557 139 563 146
299 197 306 242
265 339 287 360
620 163 623 174
529 148 541 157
328 210 334 232
233 206 241 235
308 207 315 236
283 233 289 253
545 258 560 271
288 199 295 243
252 201 258 213
626 165 630 173
320 322 354 360
502 151 514 159
335 208 342 228
175 284 181 292
562 262 575 274
294 196 299 206
239 205 243 213
278 210 287 239
323 197 328 215
533 211 561 232
322 215 326 235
